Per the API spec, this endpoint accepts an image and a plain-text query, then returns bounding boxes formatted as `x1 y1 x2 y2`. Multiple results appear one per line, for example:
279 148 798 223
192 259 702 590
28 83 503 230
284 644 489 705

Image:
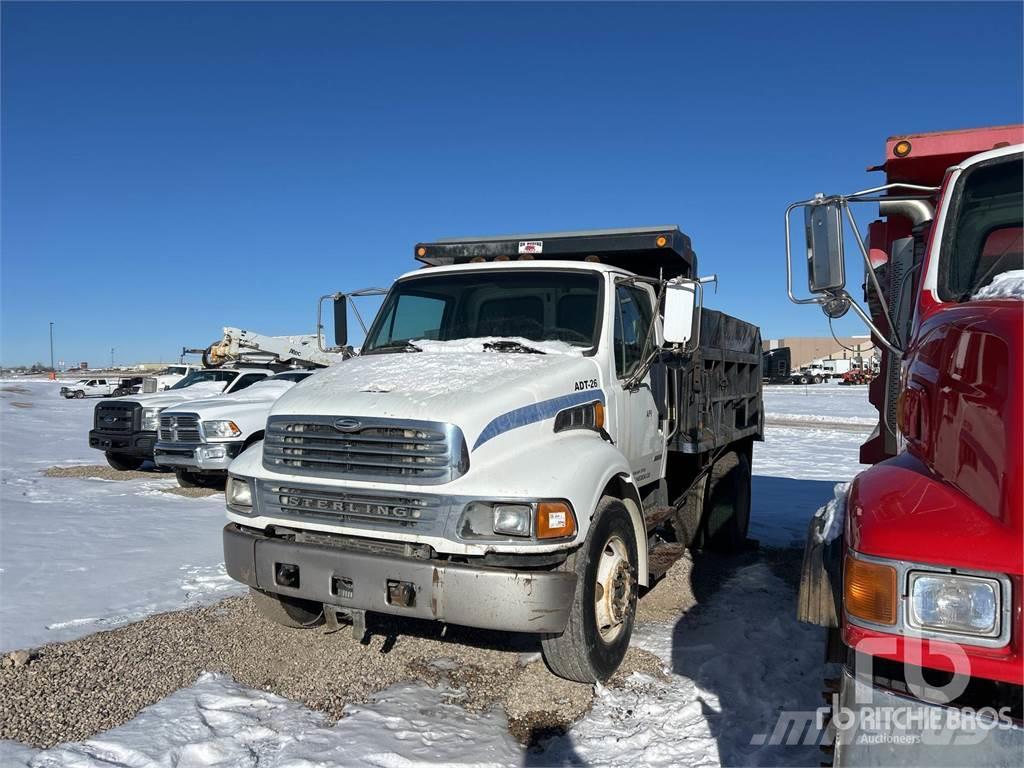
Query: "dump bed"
661 309 763 455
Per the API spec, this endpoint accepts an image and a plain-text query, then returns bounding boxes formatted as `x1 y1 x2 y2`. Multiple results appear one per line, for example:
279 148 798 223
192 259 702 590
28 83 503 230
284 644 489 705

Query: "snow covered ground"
0 380 242 651
1 378 873 767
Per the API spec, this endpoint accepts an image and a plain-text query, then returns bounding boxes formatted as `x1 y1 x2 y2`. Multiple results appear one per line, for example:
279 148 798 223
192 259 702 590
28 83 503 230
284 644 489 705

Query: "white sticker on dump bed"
518 240 543 254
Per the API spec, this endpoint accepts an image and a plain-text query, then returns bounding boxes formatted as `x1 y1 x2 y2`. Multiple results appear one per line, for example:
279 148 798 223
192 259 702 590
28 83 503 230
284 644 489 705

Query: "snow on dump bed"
299 337 579 398
0 381 241 652
972 269 1024 300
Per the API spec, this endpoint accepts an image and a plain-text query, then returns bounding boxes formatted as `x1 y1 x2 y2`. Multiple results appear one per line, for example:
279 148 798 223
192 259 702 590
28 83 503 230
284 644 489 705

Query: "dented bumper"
223 524 577 633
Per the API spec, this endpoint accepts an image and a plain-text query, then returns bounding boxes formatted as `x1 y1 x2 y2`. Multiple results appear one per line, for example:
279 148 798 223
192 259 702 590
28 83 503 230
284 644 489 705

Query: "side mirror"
333 295 348 347
805 202 846 293
663 279 699 346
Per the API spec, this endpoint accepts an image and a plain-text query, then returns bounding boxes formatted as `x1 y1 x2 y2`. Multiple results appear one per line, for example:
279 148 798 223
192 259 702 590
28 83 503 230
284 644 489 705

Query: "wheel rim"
593 534 633 643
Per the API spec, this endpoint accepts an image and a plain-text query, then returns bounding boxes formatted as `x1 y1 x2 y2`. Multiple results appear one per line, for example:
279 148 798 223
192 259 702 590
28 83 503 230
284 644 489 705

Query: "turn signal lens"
893 140 912 157
416 246 427 257
536 502 576 539
845 555 897 625
656 235 668 247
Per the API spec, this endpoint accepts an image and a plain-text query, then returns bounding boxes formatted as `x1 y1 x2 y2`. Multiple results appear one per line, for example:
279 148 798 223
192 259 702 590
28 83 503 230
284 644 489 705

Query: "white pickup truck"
60 378 120 399
154 370 315 487
223 228 763 682
141 365 199 393
89 368 277 470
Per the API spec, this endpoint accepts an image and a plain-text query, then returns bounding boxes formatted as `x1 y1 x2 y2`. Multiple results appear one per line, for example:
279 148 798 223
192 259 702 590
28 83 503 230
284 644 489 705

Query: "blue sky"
3 1 1022 366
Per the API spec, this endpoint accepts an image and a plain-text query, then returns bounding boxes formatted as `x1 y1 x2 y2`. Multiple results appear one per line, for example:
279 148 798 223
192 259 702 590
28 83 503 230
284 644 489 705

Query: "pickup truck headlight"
141 407 162 431
203 420 241 439
908 572 1000 637
226 476 253 510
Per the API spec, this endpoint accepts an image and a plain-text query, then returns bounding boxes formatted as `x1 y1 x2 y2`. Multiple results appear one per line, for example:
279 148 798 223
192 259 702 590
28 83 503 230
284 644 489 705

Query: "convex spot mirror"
805 202 846 293
663 279 698 345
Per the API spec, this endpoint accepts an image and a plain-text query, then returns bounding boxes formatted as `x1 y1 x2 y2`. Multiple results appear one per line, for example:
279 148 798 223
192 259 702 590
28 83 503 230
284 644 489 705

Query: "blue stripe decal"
472 389 606 451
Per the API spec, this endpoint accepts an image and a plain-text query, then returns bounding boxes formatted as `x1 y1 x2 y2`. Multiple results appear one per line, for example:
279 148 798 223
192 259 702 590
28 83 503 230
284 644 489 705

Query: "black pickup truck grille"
263 416 467 485
94 401 138 434
159 413 202 443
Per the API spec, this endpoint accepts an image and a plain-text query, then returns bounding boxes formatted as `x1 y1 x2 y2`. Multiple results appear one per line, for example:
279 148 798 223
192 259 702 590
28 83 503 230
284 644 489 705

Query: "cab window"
614 284 654 378
231 373 269 392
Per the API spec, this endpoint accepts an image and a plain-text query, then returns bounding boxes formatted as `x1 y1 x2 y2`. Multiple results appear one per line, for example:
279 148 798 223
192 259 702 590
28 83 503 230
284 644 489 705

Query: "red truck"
786 125 1023 765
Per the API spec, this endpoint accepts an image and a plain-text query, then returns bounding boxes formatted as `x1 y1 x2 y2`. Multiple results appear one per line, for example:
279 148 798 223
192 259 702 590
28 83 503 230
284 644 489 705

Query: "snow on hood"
972 270 1024 300
126 380 229 407
412 337 584 357
167 379 297 412
275 338 600 434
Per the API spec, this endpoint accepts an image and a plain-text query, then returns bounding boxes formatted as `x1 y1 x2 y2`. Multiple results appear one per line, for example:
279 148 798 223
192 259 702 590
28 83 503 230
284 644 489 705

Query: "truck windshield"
941 154 1023 301
362 270 602 353
169 370 238 390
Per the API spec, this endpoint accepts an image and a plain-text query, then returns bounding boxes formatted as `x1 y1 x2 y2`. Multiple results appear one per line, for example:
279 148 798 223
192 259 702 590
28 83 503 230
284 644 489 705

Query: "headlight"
493 504 533 537
908 572 1000 637
203 420 241 439
141 407 162 431
554 401 605 433
457 500 576 540
226 476 253 509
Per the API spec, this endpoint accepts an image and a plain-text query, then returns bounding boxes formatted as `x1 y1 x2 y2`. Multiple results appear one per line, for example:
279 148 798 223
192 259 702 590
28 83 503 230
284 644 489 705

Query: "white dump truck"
223 228 763 682
154 370 316 487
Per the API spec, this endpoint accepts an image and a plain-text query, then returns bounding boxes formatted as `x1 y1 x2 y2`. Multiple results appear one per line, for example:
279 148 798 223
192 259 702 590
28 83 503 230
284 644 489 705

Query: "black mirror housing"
333 296 348 347
805 203 846 293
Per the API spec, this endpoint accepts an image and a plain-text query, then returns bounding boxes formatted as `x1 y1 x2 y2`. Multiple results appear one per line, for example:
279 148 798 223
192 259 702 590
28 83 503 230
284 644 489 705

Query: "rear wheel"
250 588 324 629
703 451 752 553
541 496 637 683
112 388 126 397
813 376 823 384
105 452 144 471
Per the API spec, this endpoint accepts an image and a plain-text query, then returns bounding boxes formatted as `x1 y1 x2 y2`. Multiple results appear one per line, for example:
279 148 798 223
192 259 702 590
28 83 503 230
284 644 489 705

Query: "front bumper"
88 429 156 458
223 524 577 634
835 670 1024 767
155 441 243 472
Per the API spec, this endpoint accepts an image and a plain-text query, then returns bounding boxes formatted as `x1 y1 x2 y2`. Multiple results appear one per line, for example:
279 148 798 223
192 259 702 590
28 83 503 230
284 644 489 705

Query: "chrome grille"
263 416 467 485
158 413 202 443
257 480 442 532
94 401 138 433
143 378 158 393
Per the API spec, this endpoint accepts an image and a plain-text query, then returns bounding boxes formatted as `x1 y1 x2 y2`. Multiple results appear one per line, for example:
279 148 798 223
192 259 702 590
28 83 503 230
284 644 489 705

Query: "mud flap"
797 509 842 628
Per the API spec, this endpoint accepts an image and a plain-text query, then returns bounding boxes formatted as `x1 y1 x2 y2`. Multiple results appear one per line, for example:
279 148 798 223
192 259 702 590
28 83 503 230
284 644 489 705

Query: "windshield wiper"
367 341 422 354
483 340 545 354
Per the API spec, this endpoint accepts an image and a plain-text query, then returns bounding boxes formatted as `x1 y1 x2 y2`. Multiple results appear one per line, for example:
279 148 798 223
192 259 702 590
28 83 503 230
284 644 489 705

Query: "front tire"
541 497 637 683
74 390 85 399
105 452 144 471
250 588 324 629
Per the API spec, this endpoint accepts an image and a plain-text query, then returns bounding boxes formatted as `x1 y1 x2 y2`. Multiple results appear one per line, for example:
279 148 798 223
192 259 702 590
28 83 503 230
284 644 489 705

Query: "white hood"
272 339 603 450
123 380 229 409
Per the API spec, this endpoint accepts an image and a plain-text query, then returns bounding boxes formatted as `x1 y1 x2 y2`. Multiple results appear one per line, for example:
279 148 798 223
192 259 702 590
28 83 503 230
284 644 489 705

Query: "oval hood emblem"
333 418 362 432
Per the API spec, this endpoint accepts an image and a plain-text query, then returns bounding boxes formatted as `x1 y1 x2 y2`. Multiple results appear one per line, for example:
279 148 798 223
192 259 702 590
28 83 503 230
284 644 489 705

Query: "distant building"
763 336 875 369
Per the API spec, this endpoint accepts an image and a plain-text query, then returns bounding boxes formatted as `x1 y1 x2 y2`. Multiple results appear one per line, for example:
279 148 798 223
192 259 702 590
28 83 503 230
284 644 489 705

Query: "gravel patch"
9 402 34 409
160 485 222 498
0 552 703 750
43 464 164 481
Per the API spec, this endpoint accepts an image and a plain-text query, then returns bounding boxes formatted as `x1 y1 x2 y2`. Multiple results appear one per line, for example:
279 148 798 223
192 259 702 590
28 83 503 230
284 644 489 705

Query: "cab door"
610 282 663 485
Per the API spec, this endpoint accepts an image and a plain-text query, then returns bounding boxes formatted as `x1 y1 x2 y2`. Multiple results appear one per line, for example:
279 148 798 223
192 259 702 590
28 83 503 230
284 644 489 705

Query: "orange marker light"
656 235 668 247
594 401 605 429
416 246 427 257
893 140 912 158
536 502 576 539
845 555 897 625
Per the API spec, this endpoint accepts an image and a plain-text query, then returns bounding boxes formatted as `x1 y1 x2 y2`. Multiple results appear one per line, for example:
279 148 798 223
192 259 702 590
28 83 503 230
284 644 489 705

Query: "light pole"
49 322 54 372
110 347 116 369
